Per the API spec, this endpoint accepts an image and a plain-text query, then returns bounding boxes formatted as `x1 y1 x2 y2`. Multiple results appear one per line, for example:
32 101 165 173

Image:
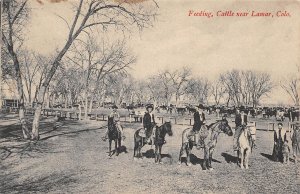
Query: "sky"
25 0 300 105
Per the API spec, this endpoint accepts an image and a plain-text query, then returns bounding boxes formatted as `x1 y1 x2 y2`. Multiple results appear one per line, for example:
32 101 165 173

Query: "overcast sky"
25 0 300 105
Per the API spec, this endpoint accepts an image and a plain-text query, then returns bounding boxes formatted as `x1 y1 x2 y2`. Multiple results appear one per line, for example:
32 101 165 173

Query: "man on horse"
102 105 125 141
143 104 156 144
193 104 207 148
233 108 248 150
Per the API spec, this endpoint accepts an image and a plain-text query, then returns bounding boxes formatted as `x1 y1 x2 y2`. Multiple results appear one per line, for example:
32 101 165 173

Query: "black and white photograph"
1 0 299 193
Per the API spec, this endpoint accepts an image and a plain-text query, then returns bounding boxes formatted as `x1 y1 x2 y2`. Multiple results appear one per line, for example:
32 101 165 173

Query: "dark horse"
107 116 122 157
178 118 233 170
133 122 173 163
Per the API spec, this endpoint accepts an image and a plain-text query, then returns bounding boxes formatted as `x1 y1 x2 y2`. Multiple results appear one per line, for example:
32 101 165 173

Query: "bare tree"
246 71 273 107
211 79 226 105
157 71 175 105
18 50 48 107
185 78 210 104
2 0 31 138
220 70 242 106
132 80 148 104
66 35 135 119
31 0 158 139
220 69 273 107
281 68 300 106
169 67 191 105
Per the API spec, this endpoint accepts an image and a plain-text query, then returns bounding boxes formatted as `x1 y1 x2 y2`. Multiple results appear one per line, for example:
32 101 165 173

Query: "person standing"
273 122 287 162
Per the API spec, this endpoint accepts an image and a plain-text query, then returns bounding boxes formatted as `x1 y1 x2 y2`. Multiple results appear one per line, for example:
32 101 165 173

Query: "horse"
107 116 122 157
178 118 233 170
133 122 173 163
236 125 256 169
154 122 173 163
291 125 300 163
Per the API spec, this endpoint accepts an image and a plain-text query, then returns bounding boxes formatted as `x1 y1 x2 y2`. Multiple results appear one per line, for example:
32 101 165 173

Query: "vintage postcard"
1 0 299 193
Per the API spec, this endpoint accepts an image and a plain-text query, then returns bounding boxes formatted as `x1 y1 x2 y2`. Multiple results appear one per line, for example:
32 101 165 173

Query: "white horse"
237 125 256 169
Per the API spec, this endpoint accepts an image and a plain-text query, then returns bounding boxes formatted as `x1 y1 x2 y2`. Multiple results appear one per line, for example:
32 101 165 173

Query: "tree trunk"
78 103 82 120
11 49 31 139
84 96 88 120
45 88 50 109
31 39 73 139
31 85 47 140
64 94 68 108
89 97 93 113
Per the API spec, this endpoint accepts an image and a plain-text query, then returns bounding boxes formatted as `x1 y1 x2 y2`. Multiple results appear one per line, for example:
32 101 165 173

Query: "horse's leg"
240 149 244 169
138 139 143 158
133 141 137 158
134 136 139 159
295 143 298 163
115 139 119 156
178 144 185 165
236 150 240 165
208 148 215 169
109 139 112 157
203 148 209 170
155 145 159 163
159 145 162 164
137 141 141 158
118 136 121 151
186 144 192 166
245 149 249 169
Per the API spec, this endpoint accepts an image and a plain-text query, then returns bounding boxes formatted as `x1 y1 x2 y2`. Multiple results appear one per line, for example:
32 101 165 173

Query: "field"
1 112 299 194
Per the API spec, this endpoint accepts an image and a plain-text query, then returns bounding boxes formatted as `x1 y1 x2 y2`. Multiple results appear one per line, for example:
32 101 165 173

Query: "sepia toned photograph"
1 0 299 193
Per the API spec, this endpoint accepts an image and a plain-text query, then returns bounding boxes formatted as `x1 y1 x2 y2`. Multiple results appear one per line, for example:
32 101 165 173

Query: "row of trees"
1 0 299 141
1 0 158 140
46 65 298 110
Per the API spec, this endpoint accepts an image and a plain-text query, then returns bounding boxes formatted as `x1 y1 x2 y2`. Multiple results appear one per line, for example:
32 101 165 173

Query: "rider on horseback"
143 104 156 144
102 105 125 141
233 108 248 150
193 104 206 149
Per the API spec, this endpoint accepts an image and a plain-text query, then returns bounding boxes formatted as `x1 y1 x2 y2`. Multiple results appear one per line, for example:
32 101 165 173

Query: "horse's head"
219 117 233 136
164 122 173 136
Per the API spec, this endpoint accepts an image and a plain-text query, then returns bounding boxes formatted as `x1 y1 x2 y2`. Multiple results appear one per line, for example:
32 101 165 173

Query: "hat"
197 104 204 109
146 104 154 110
278 122 283 126
112 105 118 109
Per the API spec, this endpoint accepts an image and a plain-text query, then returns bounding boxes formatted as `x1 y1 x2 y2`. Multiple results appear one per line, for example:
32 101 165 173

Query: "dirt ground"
1 115 299 194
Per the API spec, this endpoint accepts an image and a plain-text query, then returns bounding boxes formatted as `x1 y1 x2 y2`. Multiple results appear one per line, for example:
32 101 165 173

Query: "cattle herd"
147 104 300 122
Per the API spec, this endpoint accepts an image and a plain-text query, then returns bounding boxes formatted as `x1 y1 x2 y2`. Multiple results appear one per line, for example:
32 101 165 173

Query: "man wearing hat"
143 104 156 144
233 108 248 150
102 105 125 141
273 122 287 162
193 104 206 131
193 104 206 148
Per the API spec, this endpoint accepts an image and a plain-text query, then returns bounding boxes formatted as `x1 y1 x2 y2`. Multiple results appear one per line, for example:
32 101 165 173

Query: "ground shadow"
190 154 204 165
142 149 172 159
119 145 128 154
40 124 107 141
260 153 275 161
179 154 221 169
143 149 155 158
222 152 238 164
0 170 77 193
